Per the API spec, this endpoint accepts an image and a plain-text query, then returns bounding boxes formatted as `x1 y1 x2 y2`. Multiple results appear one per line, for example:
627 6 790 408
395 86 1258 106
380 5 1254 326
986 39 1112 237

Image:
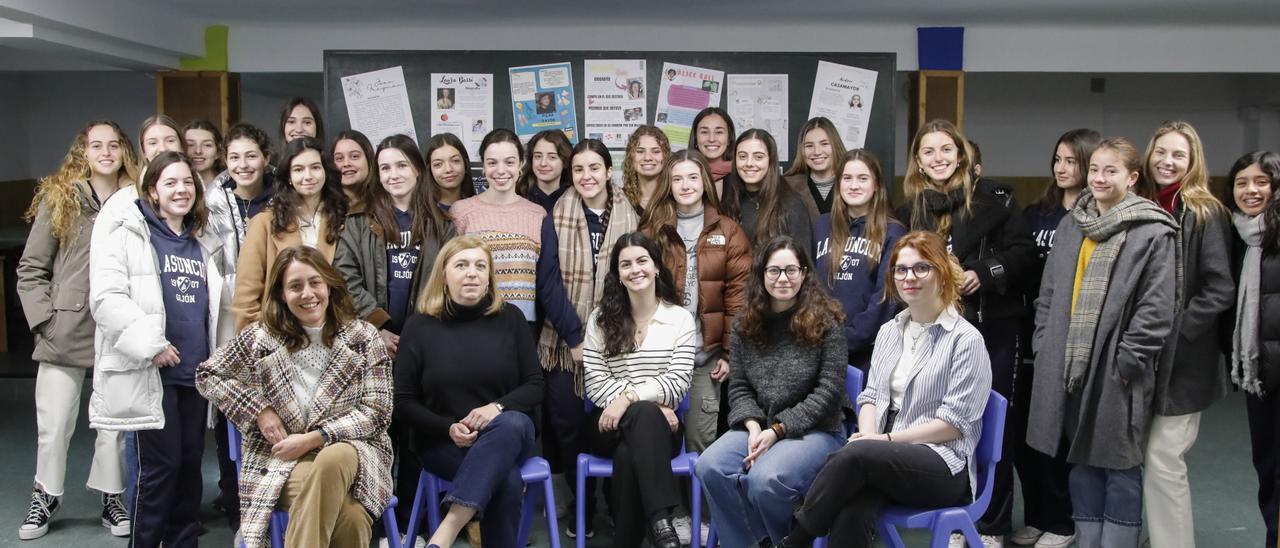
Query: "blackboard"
323 50 897 179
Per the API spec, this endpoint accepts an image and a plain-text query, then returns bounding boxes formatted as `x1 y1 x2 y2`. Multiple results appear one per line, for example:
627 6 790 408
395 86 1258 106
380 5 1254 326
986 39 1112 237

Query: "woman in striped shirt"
778 231 993 548
583 231 696 548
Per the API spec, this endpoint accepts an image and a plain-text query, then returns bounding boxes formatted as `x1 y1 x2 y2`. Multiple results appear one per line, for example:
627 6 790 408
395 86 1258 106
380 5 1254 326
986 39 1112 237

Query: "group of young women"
13 95 1279 548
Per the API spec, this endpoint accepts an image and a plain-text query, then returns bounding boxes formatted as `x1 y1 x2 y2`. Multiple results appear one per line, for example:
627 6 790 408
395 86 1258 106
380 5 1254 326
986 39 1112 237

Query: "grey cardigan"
1028 214 1177 470
726 311 851 438
333 212 453 330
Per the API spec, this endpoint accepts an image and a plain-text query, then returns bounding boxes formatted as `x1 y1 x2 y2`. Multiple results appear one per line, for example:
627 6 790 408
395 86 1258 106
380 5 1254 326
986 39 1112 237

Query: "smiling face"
916 131 960 184
802 127 835 176
378 147 419 205
893 246 939 308
572 149 611 208
1148 131 1191 188
226 138 268 190
284 104 317 142
85 124 124 178
289 149 326 199
148 161 197 222
531 139 564 186
482 141 522 193
735 138 769 187
617 245 658 295
1088 147 1138 211
839 159 877 215
670 160 705 213
632 135 665 178
184 128 218 175
1234 163 1273 217
142 125 181 161
282 260 329 328
1053 142 1082 190
445 247 490 306
695 113 729 160
430 144 466 192
764 248 803 307
333 139 369 188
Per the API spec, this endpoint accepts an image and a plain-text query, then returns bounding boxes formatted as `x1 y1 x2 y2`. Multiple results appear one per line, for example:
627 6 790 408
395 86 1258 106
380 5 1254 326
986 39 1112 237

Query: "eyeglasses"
765 265 805 280
893 263 935 280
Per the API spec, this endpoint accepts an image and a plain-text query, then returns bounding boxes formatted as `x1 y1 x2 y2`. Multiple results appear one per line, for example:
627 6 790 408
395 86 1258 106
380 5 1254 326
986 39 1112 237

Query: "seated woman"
778 231 993 548
695 235 852 547
196 245 394 548
393 235 545 548
582 231 696 548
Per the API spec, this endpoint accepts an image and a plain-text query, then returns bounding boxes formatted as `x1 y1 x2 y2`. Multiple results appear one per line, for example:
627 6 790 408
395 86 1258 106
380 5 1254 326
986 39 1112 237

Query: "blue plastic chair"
227 424 402 548
404 456 561 548
576 396 702 548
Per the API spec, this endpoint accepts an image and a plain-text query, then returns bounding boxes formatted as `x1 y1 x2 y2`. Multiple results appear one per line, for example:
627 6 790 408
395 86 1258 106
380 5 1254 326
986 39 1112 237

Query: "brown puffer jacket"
647 206 752 354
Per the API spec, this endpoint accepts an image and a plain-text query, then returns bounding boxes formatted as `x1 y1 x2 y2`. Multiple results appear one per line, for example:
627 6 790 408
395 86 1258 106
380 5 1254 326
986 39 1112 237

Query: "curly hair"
26 120 138 245
261 245 357 353
595 232 679 357
622 125 670 209
737 236 845 346
270 137 348 243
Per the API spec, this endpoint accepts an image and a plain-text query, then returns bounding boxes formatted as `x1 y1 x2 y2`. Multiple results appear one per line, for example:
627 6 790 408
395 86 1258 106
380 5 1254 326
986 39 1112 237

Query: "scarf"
1064 192 1181 393
1156 181 1182 214
708 158 733 182
1232 212 1265 395
923 186 966 215
537 188 639 394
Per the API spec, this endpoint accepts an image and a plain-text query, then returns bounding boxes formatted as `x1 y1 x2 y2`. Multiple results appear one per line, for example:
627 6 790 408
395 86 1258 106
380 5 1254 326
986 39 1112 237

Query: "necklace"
906 321 932 353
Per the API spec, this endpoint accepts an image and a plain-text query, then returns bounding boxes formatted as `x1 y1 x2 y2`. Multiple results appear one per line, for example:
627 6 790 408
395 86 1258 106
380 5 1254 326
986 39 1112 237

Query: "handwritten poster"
584 59 647 150
509 62 579 143
727 74 789 161
340 66 417 145
655 62 725 151
430 73 494 159
808 61 878 149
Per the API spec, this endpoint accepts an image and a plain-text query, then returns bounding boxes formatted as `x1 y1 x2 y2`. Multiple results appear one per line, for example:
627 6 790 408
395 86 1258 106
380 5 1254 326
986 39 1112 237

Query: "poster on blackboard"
509 62 579 143
584 59 647 150
655 62 724 151
727 74 789 161
340 65 417 146
808 60 878 149
430 72 493 158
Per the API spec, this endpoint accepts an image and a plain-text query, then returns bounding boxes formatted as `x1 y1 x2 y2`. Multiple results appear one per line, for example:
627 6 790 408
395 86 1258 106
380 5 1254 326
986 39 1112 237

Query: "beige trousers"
1143 412 1202 548
34 363 123 496
278 442 373 548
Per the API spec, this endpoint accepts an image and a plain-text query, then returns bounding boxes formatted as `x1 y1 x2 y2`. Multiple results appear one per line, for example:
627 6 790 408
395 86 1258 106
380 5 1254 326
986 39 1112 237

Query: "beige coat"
232 209 338 331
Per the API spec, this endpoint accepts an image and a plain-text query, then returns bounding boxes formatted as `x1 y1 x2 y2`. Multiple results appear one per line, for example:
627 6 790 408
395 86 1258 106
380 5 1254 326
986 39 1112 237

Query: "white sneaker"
1009 526 1043 546
672 515 692 546
949 533 1005 548
379 537 426 548
1034 532 1075 548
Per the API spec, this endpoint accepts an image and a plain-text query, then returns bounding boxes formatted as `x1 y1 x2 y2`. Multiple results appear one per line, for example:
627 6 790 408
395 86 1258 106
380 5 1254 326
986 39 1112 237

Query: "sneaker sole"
17 523 49 541
102 518 131 537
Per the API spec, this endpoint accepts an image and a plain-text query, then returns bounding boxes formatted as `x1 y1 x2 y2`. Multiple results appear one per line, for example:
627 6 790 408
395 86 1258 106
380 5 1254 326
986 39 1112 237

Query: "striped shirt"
450 196 545 321
857 306 992 496
583 302 696 409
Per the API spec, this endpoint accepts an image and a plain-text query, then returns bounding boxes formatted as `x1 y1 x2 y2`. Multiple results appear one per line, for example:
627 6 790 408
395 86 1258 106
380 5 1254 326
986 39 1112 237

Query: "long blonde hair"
784 117 847 179
26 120 138 245
1141 120 1226 223
903 119 975 236
417 235 505 317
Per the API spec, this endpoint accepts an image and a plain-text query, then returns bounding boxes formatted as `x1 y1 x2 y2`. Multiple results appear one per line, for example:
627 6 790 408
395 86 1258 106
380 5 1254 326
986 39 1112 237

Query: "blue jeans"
1069 464 1143 548
696 429 846 546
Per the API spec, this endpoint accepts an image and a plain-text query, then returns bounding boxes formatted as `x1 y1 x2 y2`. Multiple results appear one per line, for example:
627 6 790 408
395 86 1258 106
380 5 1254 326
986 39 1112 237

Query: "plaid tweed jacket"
196 319 393 548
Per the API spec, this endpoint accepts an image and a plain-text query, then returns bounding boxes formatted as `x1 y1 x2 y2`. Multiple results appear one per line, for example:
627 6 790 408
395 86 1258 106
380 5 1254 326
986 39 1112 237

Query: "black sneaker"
18 487 59 540
101 493 130 537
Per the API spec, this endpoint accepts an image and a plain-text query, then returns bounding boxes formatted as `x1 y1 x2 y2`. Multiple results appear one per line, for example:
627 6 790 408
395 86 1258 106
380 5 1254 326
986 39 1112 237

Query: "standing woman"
1027 138 1178 548
1223 151 1280 547
1010 129 1099 548
140 115 184 166
183 119 225 186
518 129 574 213
424 132 476 209
784 117 847 218
583 232 696 548
233 137 348 330
280 97 325 148
777 231 993 548
207 123 278 262
689 107 741 215
1139 121 1234 548
331 130 377 213
722 129 814 255
622 125 671 215
695 236 851 547
641 149 751 454
898 119 1035 544
394 236 545 548
450 129 546 323
813 150 906 370
89 151 233 547
16 121 137 540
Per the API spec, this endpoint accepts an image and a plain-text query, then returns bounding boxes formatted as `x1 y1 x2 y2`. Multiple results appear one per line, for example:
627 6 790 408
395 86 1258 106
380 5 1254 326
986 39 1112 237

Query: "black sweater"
393 300 545 446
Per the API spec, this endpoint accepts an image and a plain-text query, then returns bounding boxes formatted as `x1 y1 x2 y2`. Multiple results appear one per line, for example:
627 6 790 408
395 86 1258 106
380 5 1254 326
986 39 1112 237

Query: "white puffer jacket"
88 194 234 431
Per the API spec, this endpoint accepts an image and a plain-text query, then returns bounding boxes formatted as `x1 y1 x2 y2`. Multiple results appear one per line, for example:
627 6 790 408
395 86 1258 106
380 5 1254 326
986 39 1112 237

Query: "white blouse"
582 302 697 409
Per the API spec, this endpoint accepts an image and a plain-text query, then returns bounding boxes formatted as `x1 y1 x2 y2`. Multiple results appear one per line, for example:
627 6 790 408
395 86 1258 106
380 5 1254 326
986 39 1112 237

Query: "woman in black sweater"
393 235 545 548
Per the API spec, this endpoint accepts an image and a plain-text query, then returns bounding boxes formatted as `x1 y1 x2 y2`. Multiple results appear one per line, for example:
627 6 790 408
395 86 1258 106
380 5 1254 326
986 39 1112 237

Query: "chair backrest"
967 390 1008 519
844 365 864 434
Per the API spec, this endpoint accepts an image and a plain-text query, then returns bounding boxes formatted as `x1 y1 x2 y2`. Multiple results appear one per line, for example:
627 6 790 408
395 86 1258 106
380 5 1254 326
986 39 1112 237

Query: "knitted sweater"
450 196 546 321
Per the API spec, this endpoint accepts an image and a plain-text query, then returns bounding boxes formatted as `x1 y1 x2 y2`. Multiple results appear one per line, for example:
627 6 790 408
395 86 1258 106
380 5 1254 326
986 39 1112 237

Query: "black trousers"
1249 391 1280 548
212 411 241 528
1012 358 1074 535
794 440 970 547
975 317 1019 536
586 401 681 548
131 385 206 548
543 370 598 521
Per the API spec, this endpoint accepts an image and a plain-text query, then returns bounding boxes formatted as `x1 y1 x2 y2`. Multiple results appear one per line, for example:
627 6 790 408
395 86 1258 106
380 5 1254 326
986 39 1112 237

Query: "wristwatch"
493 402 505 413
624 390 639 403
315 428 330 446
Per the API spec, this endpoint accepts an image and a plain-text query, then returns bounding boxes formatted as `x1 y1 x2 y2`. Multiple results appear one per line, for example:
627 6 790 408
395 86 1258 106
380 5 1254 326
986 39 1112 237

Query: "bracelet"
770 422 785 439
887 432 893 442
316 428 330 445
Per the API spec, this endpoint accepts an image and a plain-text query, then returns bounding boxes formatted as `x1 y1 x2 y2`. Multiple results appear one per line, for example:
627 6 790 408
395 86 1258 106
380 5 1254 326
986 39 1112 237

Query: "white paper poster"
430 73 494 159
340 66 417 146
584 59 647 150
807 61 878 149
655 62 725 151
727 74 789 161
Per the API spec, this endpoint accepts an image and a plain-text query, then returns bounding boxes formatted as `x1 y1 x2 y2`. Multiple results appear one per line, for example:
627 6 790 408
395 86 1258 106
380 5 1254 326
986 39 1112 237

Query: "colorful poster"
727 74 790 161
340 65 417 146
808 60 878 149
655 62 725 151
584 59 647 150
509 62 579 143
430 73 493 159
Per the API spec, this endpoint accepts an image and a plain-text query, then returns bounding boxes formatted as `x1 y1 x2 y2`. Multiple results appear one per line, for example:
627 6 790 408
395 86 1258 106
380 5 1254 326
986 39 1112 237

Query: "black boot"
648 515 681 548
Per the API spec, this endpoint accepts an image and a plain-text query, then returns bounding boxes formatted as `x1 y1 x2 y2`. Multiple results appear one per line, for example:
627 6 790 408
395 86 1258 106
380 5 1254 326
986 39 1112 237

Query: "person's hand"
271 432 321 461
152 345 180 368
744 428 778 469
461 403 502 432
257 407 288 445
570 345 584 365
710 358 731 382
598 396 631 432
745 420 762 454
380 329 400 358
449 422 478 448
848 431 890 444
658 405 679 433
960 270 982 296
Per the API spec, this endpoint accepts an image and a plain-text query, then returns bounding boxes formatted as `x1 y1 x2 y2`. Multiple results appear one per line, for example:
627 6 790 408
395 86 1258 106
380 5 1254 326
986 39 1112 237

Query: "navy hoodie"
386 209 420 333
140 200 210 386
813 213 907 367
1022 203 1068 350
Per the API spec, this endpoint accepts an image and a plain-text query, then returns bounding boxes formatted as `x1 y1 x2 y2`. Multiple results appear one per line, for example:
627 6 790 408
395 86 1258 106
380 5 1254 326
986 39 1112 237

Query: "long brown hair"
182 119 226 174
622 125 671 208
26 120 139 245
517 130 572 197
826 150 894 286
730 129 791 244
368 134 450 247
1037 128 1101 211
784 117 847 179
261 245 356 352
595 232 680 357
423 132 476 200
903 119 975 236
1141 120 1227 222
640 150 722 255
271 137 348 243
883 231 966 312
738 236 845 346
140 151 210 236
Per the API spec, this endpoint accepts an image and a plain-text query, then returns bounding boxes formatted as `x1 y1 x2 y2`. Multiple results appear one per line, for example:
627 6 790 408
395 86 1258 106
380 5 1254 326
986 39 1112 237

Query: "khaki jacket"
232 209 338 331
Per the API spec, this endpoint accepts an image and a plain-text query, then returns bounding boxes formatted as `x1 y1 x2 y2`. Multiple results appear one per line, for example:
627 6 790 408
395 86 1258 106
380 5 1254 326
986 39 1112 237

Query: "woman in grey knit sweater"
694 235 852 548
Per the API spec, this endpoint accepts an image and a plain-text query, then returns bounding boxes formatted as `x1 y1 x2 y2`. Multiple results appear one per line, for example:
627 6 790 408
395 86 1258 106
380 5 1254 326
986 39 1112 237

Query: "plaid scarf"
537 187 639 393
1064 192 1181 393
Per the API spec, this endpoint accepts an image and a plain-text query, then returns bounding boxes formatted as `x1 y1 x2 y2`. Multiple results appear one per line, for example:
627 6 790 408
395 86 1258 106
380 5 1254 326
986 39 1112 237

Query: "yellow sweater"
1071 237 1099 313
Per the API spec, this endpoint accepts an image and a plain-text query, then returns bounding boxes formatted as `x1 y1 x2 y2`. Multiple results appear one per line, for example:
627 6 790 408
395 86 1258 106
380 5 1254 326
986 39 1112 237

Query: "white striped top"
857 306 992 495
583 302 696 409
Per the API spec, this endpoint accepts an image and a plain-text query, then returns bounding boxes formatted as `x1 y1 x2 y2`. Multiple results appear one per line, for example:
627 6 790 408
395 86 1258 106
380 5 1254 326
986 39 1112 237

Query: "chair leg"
575 456 589 548
518 483 537 547
813 536 829 548
382 497 403 548
877 520 906 548
405 470 429 547
542 476 562 548
929 511 979 548
690 462 702 548
425 474 443 534
269 511 288 548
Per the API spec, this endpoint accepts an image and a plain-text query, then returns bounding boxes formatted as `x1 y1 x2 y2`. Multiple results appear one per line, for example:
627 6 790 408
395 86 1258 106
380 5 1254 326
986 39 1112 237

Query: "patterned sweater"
450 196 546 321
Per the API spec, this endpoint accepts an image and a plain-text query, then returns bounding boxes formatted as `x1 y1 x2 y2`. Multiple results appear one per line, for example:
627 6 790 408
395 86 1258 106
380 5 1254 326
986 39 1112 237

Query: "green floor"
0 379 1262 547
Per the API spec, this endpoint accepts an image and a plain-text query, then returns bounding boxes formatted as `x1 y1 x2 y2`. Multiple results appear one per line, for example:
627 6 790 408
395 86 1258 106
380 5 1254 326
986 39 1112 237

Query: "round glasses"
765 265 805 280
892 263 935 280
